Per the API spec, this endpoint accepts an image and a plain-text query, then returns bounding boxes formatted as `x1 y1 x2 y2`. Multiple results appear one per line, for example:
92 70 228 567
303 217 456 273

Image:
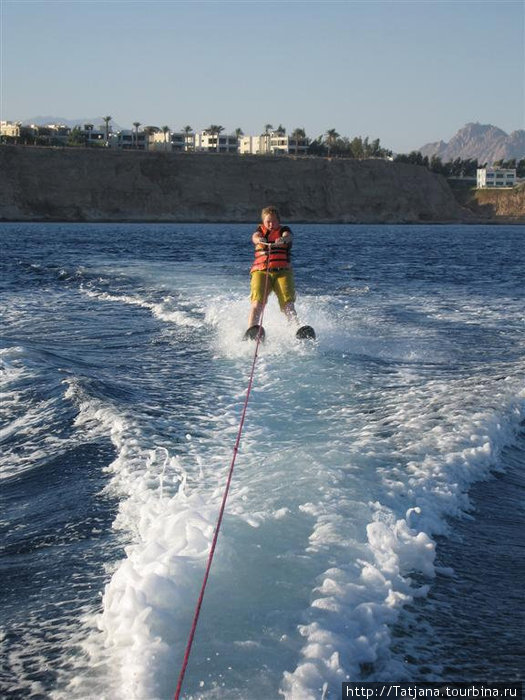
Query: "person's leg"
283 301 298 324
248 300 264 327
248 271 270 327
274 270 298 325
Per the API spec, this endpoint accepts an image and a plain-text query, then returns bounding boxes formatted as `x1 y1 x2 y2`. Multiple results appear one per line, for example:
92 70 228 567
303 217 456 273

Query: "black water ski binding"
243 324 266 341
296 325 316 340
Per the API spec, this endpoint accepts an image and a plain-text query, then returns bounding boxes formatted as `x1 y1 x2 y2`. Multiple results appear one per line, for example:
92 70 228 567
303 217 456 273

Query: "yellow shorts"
250 269 296 309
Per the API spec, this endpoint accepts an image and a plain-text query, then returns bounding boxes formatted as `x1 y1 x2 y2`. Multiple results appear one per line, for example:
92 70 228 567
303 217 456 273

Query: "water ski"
243 324 265 341
296 325 316 340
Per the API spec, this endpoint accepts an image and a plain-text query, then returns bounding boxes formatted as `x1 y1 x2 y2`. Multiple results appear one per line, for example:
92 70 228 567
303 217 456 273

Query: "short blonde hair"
261 206 280 222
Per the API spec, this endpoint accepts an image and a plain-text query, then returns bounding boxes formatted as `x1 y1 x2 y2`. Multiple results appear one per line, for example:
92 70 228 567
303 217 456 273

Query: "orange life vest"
250 225 292 273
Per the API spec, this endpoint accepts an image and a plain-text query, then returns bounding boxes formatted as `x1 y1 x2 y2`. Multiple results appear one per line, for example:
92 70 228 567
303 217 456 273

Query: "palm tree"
162 125 170 148
291 127 306 156
325 128 339 157
133 121 141 149
103 116 112 145
234 127 244 151
206 124 224 152
182 125 193 151
262 123 273 154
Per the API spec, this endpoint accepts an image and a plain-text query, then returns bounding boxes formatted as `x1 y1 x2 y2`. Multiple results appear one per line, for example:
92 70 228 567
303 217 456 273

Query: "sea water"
0 223 523 699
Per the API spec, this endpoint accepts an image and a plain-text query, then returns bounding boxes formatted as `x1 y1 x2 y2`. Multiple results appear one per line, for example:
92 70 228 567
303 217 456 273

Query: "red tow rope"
174 248 272 699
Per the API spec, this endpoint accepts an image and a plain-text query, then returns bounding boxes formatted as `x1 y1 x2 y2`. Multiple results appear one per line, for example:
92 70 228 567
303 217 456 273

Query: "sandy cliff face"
0 146 465 223
471 184 525 220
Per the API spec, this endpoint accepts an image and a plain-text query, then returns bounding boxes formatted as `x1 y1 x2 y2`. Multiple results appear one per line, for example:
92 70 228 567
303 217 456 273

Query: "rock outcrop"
1 145 467 223
470 183 525 220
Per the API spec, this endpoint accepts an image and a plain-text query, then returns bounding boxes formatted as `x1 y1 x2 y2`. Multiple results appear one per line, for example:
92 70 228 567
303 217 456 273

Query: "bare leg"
283 302 299 325
248 301 264 328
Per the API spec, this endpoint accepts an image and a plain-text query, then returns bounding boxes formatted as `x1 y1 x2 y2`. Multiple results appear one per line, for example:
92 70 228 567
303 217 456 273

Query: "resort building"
77 124 106 146
476 167 516 188
1 121 71 145
194 131 239 153
239 135 262 155
149 130 196 152
239 131 309 156
1 119 309 156
109 129 148 150
0 120 21 138
282 134 309 156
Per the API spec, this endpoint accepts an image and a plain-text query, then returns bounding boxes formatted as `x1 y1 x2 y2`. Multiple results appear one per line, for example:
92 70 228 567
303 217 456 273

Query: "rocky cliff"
470 183 525 220
1 145 466 223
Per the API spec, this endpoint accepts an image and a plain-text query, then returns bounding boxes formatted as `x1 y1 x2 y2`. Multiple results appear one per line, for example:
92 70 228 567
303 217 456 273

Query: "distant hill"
418 123 525 164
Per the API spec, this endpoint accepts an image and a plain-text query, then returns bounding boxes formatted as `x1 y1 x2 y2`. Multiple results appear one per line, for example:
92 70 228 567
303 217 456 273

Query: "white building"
239 135 262 155
0 120 21 137
240 130 309 156
151 131 196 152
195 131 239 153
477 167 516 188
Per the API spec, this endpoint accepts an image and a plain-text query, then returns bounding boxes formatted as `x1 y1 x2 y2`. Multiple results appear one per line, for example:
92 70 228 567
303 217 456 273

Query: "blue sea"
1 222 524 699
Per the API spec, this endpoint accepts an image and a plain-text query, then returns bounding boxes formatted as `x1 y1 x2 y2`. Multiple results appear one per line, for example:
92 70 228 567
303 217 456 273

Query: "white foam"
0 347 77 481
281 377 524 697
58 369 249 698
47 256 525 699
81 288 202 328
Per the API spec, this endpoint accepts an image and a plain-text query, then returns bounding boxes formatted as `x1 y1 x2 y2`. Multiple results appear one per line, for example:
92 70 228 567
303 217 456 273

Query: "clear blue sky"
1 0 523 152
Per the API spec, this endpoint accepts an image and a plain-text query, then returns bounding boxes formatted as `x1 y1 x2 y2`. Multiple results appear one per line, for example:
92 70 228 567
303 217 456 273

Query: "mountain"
418 123 525 164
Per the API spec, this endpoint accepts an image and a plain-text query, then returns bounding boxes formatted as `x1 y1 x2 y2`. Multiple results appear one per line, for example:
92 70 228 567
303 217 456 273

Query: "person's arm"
275 227 293 246
252 230 265 245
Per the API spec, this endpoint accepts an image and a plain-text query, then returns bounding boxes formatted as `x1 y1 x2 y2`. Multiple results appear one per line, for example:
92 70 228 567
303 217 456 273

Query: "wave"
282 379 524 697
4 224 524 698
53 293 525 699
81 288 203 328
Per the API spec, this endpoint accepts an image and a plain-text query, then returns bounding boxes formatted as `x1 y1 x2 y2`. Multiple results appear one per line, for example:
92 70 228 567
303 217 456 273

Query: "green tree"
369 138 381 156
429 155 445 174
67 126 85 147
308 135 326 156
291 127 306 155
350 136 364 159
325 128 339 156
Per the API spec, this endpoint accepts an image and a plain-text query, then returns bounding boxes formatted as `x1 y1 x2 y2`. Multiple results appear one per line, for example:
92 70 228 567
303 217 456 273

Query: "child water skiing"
244 206 315 341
